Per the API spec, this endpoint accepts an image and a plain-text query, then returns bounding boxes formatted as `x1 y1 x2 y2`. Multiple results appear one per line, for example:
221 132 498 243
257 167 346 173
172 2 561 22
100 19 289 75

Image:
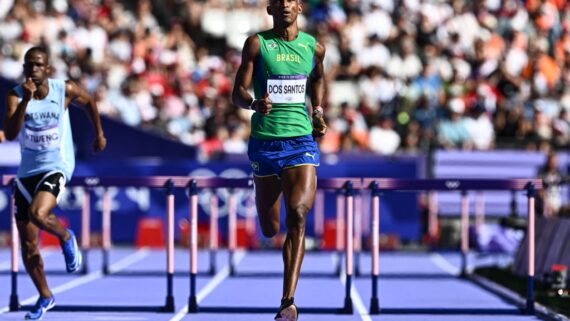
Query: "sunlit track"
0 175 549 320
0 249 548 321
0 249 149 314
169 251 246 321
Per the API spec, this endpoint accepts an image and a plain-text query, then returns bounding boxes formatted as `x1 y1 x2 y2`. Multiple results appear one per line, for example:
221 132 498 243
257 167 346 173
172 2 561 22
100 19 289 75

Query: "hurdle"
363 178 543 315
6 178 18 311
188 177 361 315
1 175 184 313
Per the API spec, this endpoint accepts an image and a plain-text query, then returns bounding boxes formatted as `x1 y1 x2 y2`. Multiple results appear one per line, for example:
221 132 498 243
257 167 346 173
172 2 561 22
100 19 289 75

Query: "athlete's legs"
29 191 82 273
17 220 52 299
253 175 283 237
28 192 69 241
280 165 316 300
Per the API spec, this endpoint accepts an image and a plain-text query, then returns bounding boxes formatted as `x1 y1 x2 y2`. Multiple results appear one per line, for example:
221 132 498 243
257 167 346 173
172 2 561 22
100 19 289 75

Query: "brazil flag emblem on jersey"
266 40 278 50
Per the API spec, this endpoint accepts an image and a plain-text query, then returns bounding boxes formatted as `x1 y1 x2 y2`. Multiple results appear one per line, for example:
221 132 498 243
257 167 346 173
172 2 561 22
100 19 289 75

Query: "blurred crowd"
1 0 570 160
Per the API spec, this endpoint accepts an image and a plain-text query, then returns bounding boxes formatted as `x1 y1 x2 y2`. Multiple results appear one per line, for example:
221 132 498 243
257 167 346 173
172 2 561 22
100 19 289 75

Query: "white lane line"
169 251 246 321
0 249 150 314
334 254 372 321
108 249 151 274
0 250 57 271
429 253 460 275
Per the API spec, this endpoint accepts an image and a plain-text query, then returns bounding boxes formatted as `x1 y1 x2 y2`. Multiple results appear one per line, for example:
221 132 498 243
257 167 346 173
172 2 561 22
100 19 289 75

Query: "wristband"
248 98 257 111
313 106 323 116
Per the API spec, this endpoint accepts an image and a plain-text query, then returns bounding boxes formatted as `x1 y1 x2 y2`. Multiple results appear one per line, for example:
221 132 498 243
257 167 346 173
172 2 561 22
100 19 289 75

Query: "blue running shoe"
61 229 82 273
25 296 55 320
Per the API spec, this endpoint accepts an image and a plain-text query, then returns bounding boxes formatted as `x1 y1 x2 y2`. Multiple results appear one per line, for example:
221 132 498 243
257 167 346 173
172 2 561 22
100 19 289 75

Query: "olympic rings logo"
189 168 257 218
84 177 100 186
445 180 460 189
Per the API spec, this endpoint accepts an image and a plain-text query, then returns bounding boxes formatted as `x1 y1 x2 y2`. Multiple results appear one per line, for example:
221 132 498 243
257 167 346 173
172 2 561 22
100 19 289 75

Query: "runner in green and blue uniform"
232 1 327 320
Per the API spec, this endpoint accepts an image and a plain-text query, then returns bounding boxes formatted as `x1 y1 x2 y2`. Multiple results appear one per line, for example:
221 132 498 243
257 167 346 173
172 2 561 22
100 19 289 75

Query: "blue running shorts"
248 135 320 177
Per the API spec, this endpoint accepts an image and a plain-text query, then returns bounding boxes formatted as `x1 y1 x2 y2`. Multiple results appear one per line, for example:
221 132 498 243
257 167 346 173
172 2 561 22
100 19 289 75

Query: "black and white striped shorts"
14 172 66 221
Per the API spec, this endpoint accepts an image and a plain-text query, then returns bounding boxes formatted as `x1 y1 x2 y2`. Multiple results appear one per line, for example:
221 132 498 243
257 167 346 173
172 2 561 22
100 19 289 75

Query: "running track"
0 248 545 321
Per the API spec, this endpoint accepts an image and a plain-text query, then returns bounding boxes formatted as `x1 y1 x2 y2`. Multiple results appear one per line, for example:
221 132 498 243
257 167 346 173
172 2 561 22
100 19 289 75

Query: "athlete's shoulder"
298 31 316 42
48 78 69 84
242 33 262 57
46 79 67 96
63 79 81 93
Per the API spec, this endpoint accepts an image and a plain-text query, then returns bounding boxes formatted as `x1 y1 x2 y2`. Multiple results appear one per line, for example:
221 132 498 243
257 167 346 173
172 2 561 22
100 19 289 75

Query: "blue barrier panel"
0 155 422 243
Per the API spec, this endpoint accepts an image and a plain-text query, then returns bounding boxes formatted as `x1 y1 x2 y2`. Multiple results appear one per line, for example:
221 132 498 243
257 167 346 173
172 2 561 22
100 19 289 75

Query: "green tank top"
251 30 316 139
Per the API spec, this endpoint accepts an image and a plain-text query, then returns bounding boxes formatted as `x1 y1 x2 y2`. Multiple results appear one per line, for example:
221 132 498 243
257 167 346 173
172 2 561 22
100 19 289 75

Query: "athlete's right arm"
4 78 36 140
232 35 271 115
4 91 28 140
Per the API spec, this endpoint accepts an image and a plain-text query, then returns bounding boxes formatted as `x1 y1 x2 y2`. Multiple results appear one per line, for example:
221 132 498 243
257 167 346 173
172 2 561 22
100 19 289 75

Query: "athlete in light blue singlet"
14 78 75 180
3 47 106 320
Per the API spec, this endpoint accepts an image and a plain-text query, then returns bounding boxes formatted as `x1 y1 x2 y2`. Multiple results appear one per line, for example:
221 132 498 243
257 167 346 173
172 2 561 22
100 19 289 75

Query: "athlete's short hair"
268 0 302 4
24 46 49 62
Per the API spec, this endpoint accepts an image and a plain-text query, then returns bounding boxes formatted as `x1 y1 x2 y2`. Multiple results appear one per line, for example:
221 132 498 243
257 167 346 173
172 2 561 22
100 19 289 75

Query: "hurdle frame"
1 175 544 316
363 178 542 315
187 177 360 315
8 179 19 311
2 175 182 313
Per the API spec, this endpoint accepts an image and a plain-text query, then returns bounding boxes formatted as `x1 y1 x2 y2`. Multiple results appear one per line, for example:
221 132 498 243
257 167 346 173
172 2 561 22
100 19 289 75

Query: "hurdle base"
81 249 89 274
209 251 216 275
369 298 380 314
229 251 236 276
460 252 468 278
103 266 110 275
525 299 535 315
9 294 20 311
162 296 175 313
188 296 198 313
102 249 110 275
340 298 353 314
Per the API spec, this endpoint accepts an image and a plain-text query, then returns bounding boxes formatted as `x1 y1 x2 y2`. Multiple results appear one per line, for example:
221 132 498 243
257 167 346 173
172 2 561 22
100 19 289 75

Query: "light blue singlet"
14 79 74 181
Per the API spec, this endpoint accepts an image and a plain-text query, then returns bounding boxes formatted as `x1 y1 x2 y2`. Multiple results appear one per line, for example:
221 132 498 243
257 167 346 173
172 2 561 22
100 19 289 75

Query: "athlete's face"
267 0 302 24
23 51 49 85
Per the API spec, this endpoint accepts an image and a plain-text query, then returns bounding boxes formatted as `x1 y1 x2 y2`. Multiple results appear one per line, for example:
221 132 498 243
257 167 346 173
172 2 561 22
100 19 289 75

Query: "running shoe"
25 296 55 320
61 229 82 273
275 298 298 321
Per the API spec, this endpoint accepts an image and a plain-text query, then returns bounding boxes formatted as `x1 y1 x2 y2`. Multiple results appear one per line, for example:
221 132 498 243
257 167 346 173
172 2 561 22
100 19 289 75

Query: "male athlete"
232 0 327 320
4 46 106 320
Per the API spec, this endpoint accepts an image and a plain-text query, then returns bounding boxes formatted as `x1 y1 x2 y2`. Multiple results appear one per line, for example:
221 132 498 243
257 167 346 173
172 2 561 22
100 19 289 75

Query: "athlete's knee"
260 223 279 238
27 205 49 226
286 204 309 231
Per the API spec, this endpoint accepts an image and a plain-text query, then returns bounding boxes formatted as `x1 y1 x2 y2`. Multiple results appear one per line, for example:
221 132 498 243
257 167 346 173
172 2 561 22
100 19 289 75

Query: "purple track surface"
0 248 544 321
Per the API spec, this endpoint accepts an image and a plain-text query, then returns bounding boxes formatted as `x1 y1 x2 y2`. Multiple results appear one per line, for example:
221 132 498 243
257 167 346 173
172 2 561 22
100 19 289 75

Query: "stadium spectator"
0 0 569 158
538 151 565 217
437 98 472 149
368 115 400 155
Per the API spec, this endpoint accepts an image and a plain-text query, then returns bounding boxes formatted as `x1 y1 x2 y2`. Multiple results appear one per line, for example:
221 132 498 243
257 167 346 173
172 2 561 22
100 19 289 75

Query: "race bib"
267 75 307 104
24 125 60 150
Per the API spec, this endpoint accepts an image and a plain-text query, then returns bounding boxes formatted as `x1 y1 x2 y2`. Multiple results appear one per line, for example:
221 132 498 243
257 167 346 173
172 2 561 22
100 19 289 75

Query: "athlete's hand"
312 107 327 138
93 134 107 153
253 92 272 115
23 78 36 101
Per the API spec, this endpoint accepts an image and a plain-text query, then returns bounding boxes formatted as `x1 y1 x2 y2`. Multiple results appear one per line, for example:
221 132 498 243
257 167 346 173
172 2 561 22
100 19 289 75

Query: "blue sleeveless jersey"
14 79 74 181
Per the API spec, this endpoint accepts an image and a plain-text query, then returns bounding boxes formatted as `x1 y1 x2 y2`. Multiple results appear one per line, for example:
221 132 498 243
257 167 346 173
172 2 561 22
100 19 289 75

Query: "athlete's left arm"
310 42 327 137
65 80 107 152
